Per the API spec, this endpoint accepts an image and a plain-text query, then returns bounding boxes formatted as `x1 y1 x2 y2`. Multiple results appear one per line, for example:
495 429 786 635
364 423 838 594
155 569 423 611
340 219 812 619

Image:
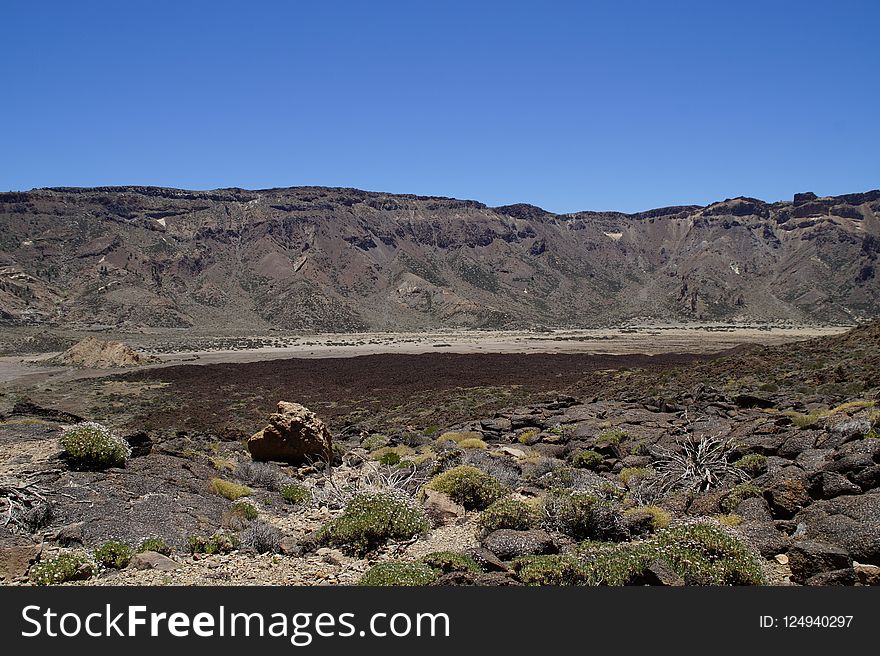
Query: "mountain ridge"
1 185 878 331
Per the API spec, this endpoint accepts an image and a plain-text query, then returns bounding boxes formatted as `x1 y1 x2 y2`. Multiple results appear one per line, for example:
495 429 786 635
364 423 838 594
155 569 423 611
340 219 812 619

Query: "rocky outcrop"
49 337 159 368
247 402 333 464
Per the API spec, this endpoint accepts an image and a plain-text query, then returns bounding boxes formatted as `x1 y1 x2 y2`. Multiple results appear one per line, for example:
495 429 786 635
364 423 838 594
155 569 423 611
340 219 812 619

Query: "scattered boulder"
124 431 153 457
464 547 510 572
53 522 85 546
640 559 685 586
805 569 856 586
808 471 862 499
482 529 557 560
247 402 333 464
0 541 42 581
788 540 852 584
854 562 880 586
128 551 178 572
794 493 880 564
765 479 811 519
421 489 465 527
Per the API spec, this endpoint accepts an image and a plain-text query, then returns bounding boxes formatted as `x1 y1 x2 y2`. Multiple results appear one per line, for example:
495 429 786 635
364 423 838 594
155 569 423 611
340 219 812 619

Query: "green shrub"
572 450 604 470
576 522 765 585
457 438 488 449
280 483 311 505
358 561 438 586
543 489 626 541
188 531 240 555
619 467 653 486
598 429 628 444
648 523 764 585
316 493 429 556
29 553 96 585
512 555 589 586
419 551 481 574
714 513 743 527
60 422 130 469
423 466 507 510
623 505 671 532
517 428 540 444
478 498 538 535
93 540 133 569
138 537 171 555
362 434 390 451
439 431 483 444
721 482 763 513
209 478 253 500
230 500 258 520
377 451 402 466
733 454 768 476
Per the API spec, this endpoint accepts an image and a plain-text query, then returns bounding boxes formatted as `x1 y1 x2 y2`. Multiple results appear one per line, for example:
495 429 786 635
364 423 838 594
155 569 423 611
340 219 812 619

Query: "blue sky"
2 1 878 213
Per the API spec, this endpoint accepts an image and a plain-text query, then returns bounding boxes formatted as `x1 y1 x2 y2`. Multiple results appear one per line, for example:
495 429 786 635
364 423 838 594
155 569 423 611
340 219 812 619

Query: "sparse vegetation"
60 422 130 469
478 497 538 535
542 489 626 541
188 531 240 555
94 540 133 569
29 553 97 585
423 466 507 510
419 551 481 574
734 453 768 476
572 450 604 470
721 482 763 513
377 451 402 466
281 482 312 505
358 561 438 586
230 500 258 520
623 505 671 532
316 493 429 555
209 478 253 500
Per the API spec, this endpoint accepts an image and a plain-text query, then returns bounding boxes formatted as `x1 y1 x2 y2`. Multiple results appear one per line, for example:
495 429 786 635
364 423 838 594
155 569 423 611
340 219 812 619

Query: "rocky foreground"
1 325 878 586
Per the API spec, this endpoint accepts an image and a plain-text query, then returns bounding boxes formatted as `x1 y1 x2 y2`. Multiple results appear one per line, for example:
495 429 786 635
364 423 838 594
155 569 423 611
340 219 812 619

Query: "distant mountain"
0 186 877 331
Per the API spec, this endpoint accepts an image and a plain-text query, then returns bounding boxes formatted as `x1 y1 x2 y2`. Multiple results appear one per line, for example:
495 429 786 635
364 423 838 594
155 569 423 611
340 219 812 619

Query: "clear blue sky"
2 1 878 213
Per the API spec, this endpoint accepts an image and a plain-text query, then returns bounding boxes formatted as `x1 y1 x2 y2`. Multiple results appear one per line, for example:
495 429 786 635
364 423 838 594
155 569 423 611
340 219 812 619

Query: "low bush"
597 429 628 444
29 553 96 585
512 555 589 586
572 450 604 470
188 531 240 555
209 478 253 501
93 540 133 569
230 500 258 521
419 551 481 574
316 493 429 556
478 498 538 536
721 482 763 513
423 466 507 510
619 467 653 486
280 482 311 505
575 522 765 585
358 561 438 586
236 461 282 490
361 434 390 451
60 422 130 470
542 489 627 541
240 520 282 554
623 505 671 532
377 451 401 466
733 454 768 476
439 431 483 444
